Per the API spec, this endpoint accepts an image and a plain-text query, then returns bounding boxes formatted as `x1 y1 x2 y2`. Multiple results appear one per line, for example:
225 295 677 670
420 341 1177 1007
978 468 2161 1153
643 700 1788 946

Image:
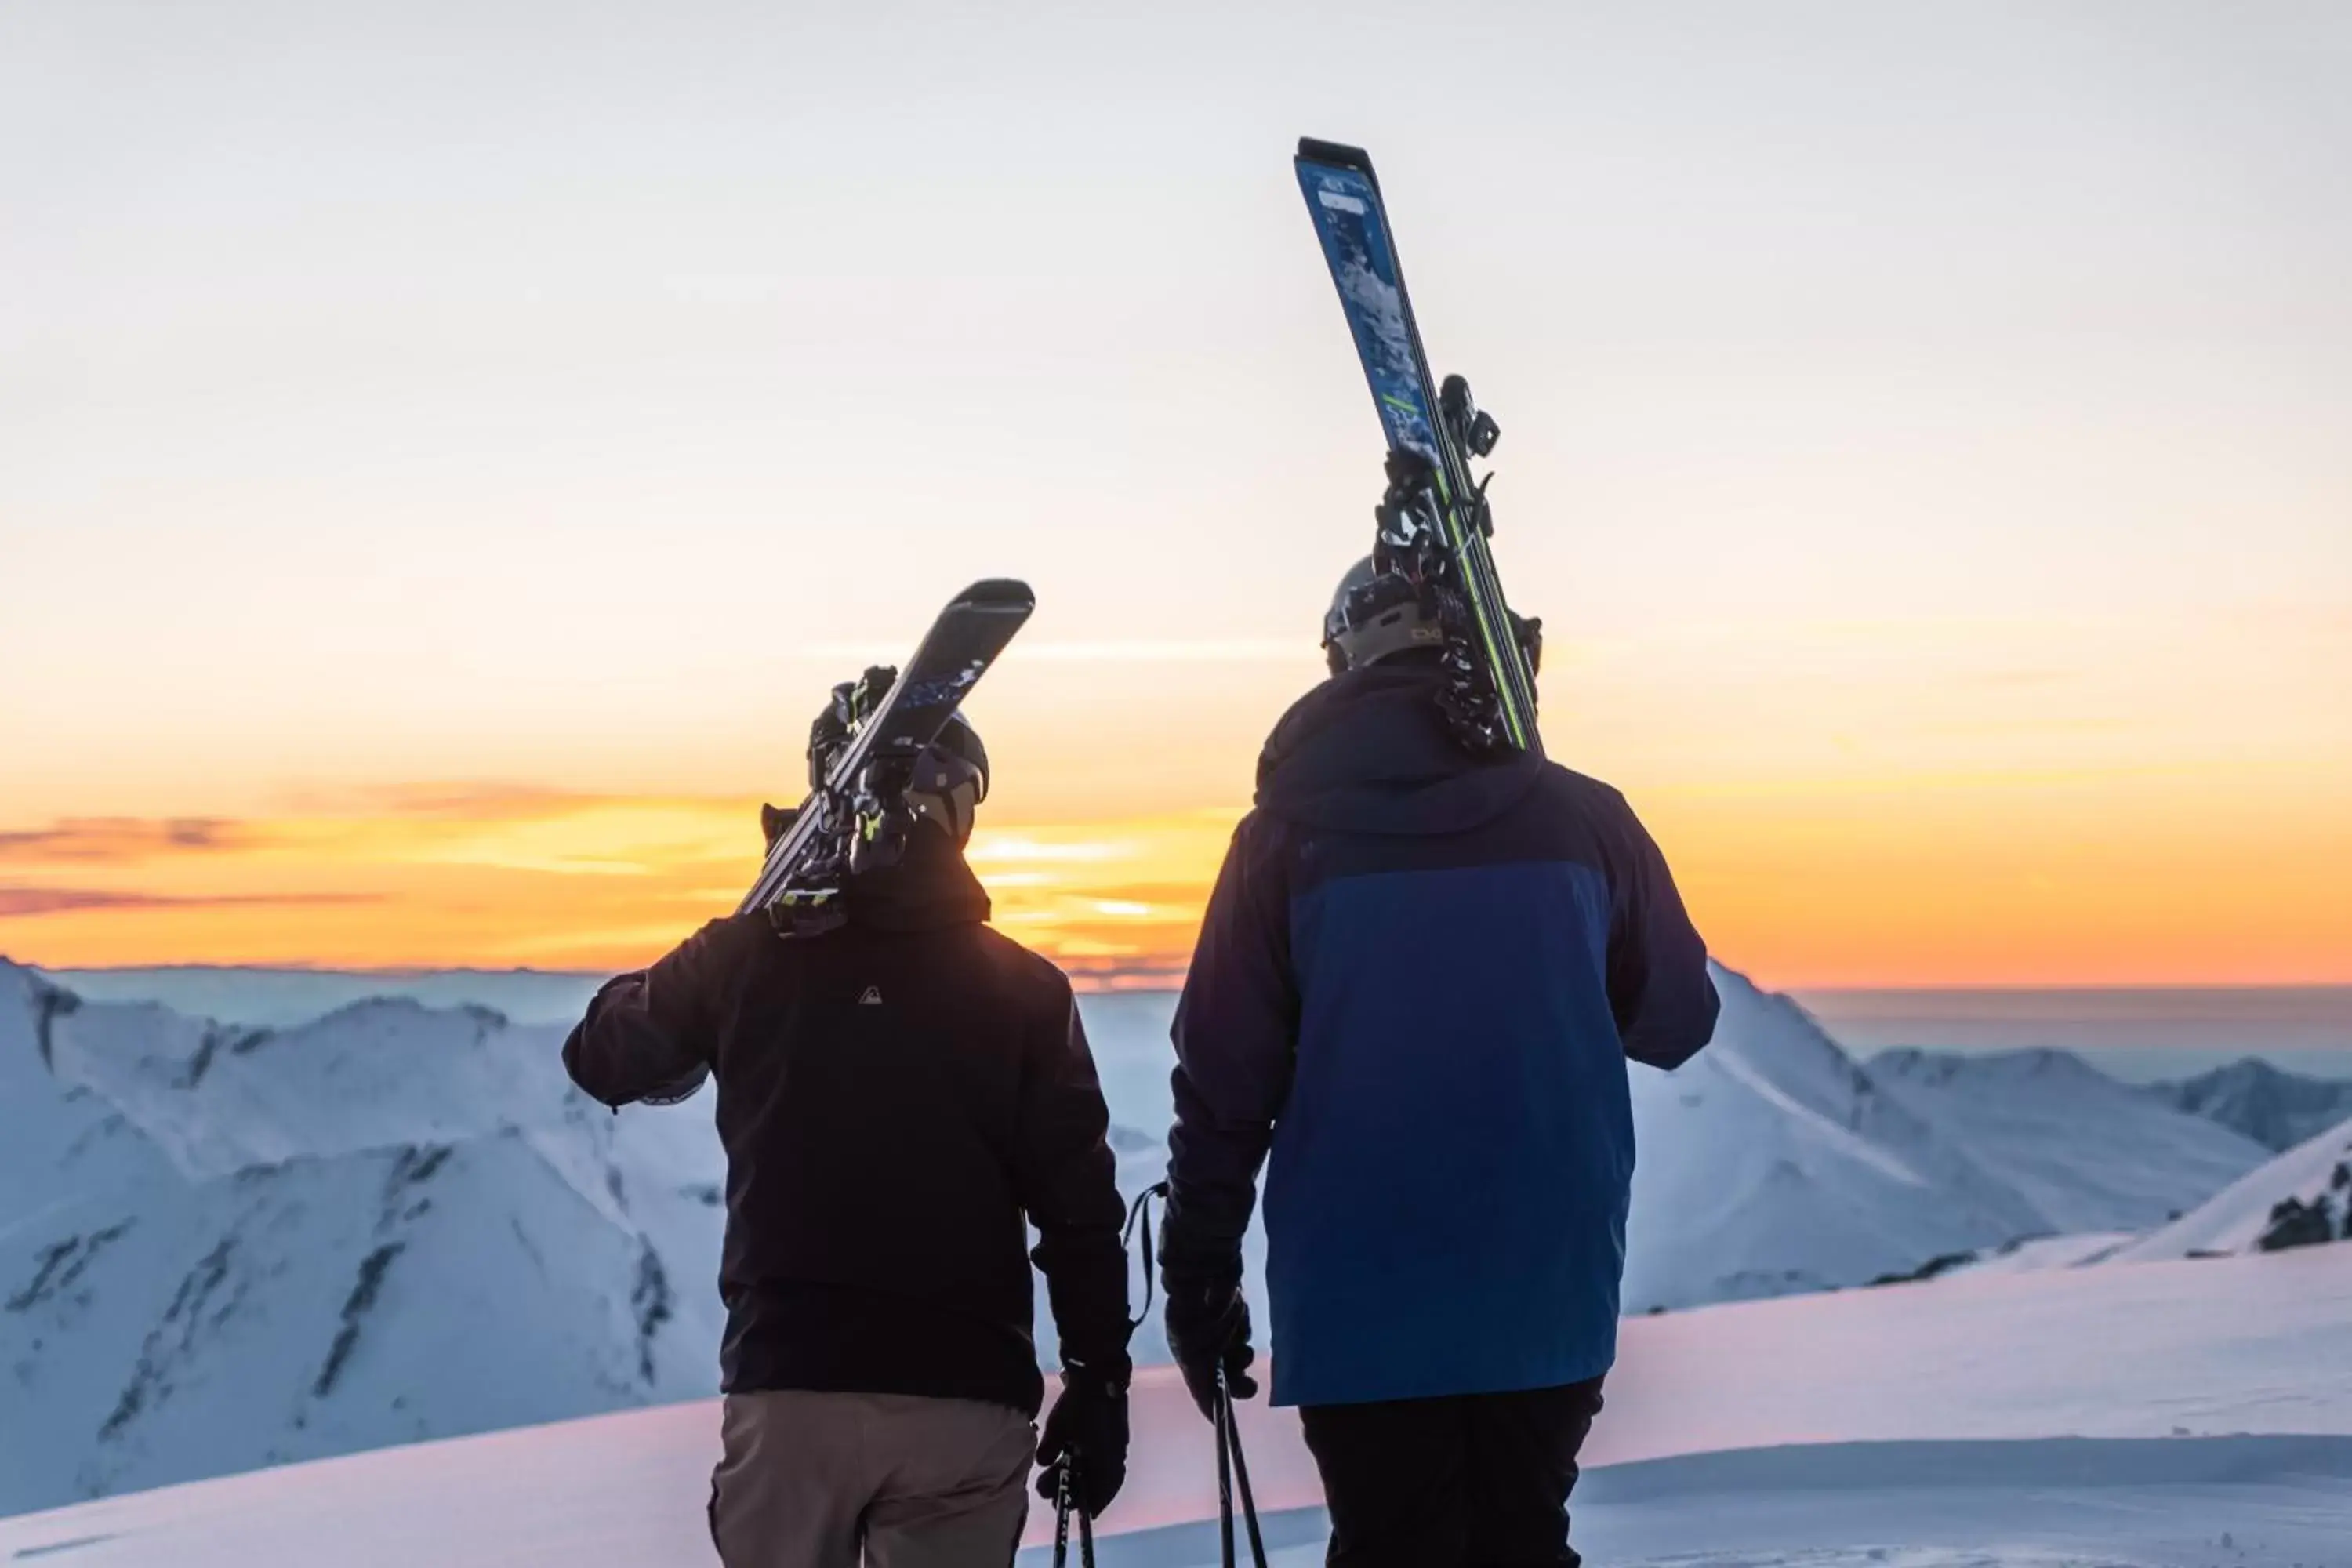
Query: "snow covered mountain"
2 956 2259 1516
1869 1047 2274 1232
0 960 725 1518
2109 1115 2352 1263
39 965 604 1029
1618 970 2050 1310
2151 1058 2352 1152
1102 968 2068 1316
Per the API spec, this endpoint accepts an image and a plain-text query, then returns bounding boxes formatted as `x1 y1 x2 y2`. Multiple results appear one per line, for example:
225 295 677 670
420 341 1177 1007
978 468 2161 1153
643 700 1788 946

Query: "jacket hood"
1254 663 1544 837
844 822 993 931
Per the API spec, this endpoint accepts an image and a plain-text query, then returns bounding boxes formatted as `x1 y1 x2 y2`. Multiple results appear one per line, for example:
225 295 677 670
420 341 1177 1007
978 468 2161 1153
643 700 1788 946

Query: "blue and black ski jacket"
1165 661 1719 1408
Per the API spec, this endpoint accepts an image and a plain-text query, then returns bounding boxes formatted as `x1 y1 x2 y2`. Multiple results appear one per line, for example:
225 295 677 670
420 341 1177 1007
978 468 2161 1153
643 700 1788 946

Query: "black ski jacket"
563 828 1130 1417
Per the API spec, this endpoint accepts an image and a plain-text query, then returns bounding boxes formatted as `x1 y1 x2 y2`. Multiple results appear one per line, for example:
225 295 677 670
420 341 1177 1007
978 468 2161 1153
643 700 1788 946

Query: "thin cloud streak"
0 818 238 862
0 887 380 916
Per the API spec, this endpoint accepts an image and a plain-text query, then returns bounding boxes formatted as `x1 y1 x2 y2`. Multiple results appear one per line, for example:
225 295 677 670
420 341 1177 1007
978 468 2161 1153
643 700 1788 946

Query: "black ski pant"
1298 1377 1606 1568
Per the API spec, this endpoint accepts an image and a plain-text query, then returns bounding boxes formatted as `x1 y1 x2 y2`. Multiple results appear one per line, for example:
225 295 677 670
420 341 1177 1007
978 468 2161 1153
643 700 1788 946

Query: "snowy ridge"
2112 1114 2352 1262
53 996 562 1179
0 972 182 1238
1621 967 2047 1308
1871 1046 2274 1232
2152 1057 2352 1152
1102 968 2074 1318
40 966 605 1029
0 960 724 1517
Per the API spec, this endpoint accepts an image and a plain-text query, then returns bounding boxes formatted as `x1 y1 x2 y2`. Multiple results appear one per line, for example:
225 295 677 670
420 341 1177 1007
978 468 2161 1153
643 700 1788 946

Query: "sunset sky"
4 2 2347 987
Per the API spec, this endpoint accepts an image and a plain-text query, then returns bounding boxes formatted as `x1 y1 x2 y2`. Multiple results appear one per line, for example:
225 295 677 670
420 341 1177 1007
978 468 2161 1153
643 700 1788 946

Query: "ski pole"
1058 1181 1158 1568
1222 1387 1268 1566
1213 1366 1269 1568
1051 1452 1095 1568
1050 1459 1080 1568
1214 1373 1235 1568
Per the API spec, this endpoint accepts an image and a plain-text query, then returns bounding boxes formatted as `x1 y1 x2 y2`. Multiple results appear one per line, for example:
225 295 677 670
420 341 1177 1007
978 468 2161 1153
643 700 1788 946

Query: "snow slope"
1946 1228 2135 1276
2111 1116 2352 1262
1871 1047 2274 1232
54 995 572 1177
6 1243 2349 1566
0 971 181 1236
0 961 726 1518
1618 968 2046 1308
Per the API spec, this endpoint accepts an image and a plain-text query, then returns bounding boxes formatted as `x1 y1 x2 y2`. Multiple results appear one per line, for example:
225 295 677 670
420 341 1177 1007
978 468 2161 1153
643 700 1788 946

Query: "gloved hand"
806 679 859 791
1163 1269 1258 1423
1033 1360 1129 1518
759 803 799 849
1510 610 1544 677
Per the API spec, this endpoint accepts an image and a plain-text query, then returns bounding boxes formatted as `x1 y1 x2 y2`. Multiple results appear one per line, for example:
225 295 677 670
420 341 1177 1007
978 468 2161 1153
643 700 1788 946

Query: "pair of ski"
743 138 1538 915
737 578 1034 916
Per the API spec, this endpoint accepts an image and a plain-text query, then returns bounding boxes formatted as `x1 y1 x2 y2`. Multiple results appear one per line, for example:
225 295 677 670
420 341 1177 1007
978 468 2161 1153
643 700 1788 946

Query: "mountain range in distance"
5 954 2350 1519
48 966 2352 1081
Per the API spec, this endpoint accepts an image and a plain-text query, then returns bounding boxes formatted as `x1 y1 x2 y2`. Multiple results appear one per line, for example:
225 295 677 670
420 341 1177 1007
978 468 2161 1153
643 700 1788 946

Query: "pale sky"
3 2 2347 983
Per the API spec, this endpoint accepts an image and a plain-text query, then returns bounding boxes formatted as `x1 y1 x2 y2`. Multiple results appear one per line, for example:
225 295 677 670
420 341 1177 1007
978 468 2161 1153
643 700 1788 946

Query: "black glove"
1163 1269 1258 1423
1033 1360 1128 1518
1511 610 1544 677
759 802 799 849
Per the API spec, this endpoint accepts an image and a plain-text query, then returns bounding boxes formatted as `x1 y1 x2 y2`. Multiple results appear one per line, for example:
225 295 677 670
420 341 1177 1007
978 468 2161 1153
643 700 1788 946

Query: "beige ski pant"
708 1389 1036 1568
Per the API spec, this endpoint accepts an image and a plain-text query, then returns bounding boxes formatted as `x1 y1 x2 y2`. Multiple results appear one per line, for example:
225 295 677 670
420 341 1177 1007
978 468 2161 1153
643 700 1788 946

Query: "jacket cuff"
1060 1350 1134 1396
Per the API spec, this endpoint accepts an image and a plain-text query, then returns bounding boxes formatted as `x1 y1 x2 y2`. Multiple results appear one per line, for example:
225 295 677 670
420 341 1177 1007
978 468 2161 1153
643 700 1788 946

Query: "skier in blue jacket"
1160 557 1719 1567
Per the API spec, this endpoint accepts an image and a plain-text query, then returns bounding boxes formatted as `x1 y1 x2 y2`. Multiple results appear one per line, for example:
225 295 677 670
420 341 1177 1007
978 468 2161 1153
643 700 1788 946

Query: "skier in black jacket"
564 712 1131 1568
1161 558 1719 1567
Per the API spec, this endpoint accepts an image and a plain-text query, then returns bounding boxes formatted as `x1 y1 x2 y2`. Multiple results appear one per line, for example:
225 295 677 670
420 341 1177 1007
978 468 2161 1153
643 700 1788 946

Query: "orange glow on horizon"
0 793 1240 982
2 772 2347 988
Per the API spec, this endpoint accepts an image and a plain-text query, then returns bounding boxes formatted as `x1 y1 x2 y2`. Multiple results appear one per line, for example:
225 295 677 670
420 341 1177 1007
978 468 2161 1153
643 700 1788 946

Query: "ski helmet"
903 713 989 844
806 672 991 846
1322 554 1444 675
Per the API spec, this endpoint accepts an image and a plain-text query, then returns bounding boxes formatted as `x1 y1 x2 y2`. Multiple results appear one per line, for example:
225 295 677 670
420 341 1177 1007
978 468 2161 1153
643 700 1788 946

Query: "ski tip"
951 579 1036 617
1295 136 1375 175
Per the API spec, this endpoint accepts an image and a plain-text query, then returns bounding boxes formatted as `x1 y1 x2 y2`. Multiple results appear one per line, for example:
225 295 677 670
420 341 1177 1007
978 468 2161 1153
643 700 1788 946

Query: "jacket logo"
857 985 883 1006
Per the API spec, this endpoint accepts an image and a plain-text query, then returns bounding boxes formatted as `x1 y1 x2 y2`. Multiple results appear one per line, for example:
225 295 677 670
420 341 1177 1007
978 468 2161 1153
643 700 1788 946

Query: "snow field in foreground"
5 1243 2349 1566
